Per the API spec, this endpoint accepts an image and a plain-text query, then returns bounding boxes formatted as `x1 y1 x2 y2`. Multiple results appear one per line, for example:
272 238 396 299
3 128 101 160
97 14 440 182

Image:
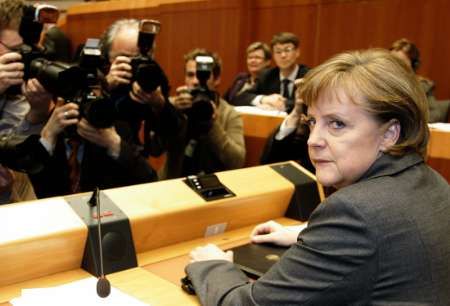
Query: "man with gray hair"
100 18 182 158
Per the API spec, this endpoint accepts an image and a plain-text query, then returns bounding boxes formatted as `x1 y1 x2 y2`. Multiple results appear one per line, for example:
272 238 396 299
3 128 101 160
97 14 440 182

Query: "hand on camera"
22 78 54 124
171 85 193 110
250 220 300 247
189 243 233 263
77 118 121 157
0 52 24 94
41 102 79 147
106 55 132 90
129 81 165 108
260 93 286 111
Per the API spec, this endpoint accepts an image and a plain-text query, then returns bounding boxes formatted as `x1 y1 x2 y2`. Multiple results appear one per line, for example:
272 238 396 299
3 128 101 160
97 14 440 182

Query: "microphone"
91 187 111 298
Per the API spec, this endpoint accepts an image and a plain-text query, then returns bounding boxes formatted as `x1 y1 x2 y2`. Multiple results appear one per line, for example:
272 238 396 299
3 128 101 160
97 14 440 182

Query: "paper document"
234 106 287 117
10 277 149 306
429 123 450 132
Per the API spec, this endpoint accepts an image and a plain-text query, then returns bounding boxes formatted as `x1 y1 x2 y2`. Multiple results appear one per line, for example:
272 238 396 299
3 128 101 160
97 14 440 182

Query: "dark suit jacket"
29 121 157 198
186 153 450 306
231 64 309 113
260 124 314 173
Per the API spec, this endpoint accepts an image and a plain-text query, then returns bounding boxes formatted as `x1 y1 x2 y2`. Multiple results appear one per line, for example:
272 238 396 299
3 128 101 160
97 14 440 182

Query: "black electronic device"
231 243 289 279
66 191 137 277
271 163 321 221
184 174 235 201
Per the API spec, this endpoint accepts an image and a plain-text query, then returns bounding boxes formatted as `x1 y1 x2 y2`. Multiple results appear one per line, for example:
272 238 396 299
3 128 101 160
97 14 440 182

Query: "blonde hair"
299 49 429 157
0 0 24 30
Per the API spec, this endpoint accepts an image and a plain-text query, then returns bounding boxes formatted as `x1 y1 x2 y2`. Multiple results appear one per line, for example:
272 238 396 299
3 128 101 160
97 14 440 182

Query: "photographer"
0 0 56 203
164 48 245 179
100 18 182 157
25 97 157 198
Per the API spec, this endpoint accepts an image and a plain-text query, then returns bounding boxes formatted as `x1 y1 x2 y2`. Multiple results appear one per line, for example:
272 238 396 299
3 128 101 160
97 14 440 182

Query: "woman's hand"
189 243 233 263
250 220 302 247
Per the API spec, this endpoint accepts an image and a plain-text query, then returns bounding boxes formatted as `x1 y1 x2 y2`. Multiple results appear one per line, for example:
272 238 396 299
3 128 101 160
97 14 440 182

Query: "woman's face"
307 89 393 189
246 49 270 76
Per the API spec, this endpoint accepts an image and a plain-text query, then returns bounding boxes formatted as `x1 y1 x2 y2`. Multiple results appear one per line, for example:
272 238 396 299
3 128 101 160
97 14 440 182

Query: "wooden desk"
238 111 285 167
427 128 450 182
0 218 301 305
0 163 316 304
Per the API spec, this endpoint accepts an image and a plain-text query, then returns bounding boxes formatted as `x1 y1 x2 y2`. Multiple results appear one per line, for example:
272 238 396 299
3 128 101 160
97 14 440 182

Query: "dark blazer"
186 153 450 306
223 72 251 103
231 64 309 113
260 124 314 173
29 121 157 198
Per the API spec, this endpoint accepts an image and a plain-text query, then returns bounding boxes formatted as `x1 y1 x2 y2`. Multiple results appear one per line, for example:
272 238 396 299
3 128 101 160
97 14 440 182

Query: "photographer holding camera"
164 48 245 179
0 0 57 203
100 19 182 157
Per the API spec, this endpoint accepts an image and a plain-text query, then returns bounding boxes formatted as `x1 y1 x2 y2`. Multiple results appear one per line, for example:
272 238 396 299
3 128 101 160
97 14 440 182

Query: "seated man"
260 79 313 173
165 48 245 179
231 32 309 113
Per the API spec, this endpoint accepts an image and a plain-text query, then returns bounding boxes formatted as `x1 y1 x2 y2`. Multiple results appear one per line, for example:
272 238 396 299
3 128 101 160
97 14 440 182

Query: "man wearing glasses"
232 32 309 113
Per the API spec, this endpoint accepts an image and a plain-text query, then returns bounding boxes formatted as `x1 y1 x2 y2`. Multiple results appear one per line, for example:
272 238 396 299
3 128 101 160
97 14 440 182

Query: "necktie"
67 139 81 193
282 79 291 100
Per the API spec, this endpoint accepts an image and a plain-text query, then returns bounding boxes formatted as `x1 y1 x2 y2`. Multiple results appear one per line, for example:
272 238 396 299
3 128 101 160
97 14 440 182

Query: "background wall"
62 0 450 99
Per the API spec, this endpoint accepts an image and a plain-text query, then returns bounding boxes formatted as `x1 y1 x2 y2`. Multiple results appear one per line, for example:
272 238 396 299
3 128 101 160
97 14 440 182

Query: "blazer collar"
357 152 424 183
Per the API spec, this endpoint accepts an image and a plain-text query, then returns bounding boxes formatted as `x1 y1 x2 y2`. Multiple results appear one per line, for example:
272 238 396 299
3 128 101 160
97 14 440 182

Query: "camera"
5 4 60 95
184 55 216 132
129 19 166 93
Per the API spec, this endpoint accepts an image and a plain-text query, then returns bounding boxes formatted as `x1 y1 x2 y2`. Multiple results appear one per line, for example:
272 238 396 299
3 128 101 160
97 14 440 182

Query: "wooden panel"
63 0 450 99
104 164 296 252
0 198 87 287
251 0 318 67
239 112 285 166
427 128 450 182
314 0 450 99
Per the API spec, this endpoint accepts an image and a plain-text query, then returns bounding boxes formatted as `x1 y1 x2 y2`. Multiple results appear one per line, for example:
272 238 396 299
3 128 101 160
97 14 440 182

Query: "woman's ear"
380 119 401 151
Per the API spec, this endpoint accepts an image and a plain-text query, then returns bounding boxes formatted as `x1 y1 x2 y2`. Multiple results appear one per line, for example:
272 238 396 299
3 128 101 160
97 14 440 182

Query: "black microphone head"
96 276 111 298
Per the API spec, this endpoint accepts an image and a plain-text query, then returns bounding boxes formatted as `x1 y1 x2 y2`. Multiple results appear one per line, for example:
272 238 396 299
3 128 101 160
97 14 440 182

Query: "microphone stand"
91 187 111 298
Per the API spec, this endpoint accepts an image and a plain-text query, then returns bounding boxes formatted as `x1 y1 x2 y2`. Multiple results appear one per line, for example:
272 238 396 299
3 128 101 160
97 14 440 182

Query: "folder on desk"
231 243 289 279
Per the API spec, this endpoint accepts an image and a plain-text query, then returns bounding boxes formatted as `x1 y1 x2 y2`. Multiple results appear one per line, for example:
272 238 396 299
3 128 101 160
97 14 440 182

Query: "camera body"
184 55 216 132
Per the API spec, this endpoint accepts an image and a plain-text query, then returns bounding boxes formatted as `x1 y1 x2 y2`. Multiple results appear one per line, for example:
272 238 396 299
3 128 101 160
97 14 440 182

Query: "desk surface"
0 218 301 305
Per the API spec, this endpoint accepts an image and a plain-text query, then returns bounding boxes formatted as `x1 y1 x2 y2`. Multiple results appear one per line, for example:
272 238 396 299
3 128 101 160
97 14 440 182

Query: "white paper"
429 122 450 132
10 277 149 306
234 106 287 117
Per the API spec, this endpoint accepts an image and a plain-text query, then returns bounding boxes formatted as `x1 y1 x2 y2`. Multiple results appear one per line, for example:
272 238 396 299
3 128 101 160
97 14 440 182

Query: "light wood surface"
239 112 285 166
142 217 301 285
105 164 295 253
0 198 87 287
428 129 450 159
0 217 301 306
0 162 319 304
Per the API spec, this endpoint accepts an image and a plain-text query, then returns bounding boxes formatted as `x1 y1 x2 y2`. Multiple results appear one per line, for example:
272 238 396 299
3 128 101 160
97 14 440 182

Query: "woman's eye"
329 120 345 129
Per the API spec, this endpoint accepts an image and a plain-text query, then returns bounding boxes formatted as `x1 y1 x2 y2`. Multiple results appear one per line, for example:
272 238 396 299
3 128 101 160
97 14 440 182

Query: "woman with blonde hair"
184 49 450 306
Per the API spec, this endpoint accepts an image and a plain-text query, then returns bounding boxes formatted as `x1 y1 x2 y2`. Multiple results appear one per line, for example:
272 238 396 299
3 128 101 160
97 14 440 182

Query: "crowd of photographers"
0 0 249 203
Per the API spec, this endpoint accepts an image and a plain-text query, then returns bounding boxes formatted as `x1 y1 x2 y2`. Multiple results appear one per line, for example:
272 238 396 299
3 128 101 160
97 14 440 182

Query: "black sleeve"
260 125 314 173
0 134 50 174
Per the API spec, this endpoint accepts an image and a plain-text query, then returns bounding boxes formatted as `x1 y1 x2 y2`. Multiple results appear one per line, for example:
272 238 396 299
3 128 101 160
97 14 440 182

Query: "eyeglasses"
273 46 296 55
